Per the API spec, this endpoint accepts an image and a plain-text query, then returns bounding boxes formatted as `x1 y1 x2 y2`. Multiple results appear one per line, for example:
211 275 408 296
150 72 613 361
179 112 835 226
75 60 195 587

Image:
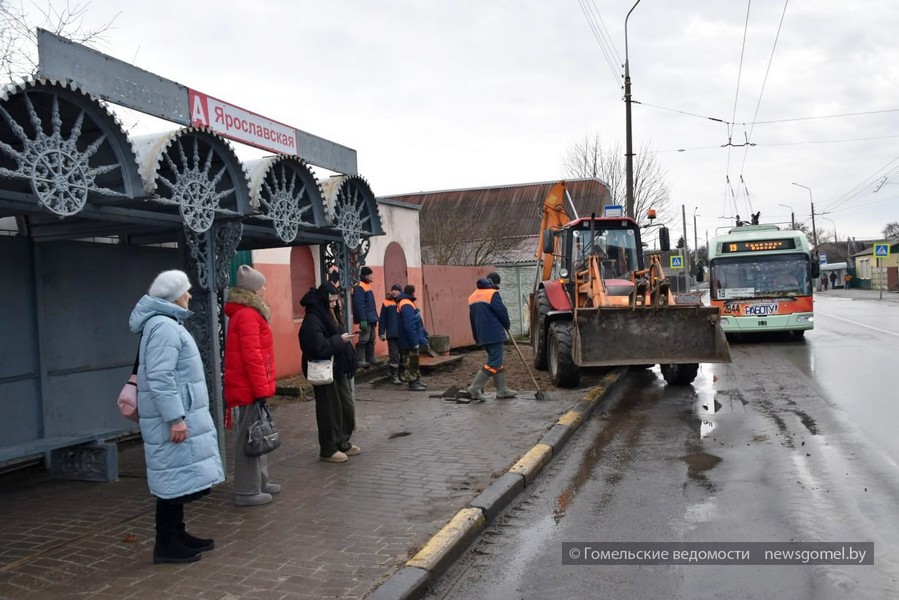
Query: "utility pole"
792 183 817 246
682 204 689 291
779 203 795 230
693 207 700 260
624 0 641 219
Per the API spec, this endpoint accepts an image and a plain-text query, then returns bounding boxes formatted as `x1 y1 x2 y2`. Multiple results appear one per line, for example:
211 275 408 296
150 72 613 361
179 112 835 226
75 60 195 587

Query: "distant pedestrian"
821 274 828 291
352 266 379 369
844 273 852 288
830 271 837 289
224 265 280 507
467 272 517 402
129 270 224 564
299 283 360 463
396 284 428 391
379 284 404 385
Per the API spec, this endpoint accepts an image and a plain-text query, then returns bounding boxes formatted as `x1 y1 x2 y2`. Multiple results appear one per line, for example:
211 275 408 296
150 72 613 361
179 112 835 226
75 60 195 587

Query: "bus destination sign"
721 239 797 254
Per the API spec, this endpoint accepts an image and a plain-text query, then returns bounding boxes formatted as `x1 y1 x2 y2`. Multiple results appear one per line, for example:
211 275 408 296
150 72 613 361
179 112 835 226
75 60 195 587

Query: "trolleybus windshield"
710 253 811 300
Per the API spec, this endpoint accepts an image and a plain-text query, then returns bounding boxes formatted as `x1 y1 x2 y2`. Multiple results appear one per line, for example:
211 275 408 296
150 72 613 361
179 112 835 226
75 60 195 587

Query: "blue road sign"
874 243 890 257
670 255 684 269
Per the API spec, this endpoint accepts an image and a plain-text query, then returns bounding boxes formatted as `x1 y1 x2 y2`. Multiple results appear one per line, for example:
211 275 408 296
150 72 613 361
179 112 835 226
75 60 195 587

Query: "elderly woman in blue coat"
129 270 225 564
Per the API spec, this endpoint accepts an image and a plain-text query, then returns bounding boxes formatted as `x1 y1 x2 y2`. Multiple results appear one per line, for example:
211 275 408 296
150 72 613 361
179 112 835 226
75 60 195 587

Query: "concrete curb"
367 367 628 599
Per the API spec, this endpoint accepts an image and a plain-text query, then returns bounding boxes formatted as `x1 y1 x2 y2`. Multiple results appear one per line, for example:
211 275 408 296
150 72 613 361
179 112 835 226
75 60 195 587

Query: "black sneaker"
409 380 427 392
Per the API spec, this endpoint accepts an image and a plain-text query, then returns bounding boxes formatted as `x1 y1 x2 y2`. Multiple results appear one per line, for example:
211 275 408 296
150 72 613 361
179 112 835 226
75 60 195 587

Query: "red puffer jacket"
224 288 276 418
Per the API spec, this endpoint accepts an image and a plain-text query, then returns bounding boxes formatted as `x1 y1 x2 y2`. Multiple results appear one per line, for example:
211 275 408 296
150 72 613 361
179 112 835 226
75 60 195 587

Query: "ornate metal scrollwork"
182 220 242 292
213 220 243 291
0 92 125 217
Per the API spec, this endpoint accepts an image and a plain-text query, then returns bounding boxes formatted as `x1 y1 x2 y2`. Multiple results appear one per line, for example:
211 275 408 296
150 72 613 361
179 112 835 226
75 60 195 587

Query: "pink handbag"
117 375 139 422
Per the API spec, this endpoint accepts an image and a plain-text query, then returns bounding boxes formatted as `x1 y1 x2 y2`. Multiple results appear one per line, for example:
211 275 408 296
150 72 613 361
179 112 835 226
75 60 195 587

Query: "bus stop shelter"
0 35 383 481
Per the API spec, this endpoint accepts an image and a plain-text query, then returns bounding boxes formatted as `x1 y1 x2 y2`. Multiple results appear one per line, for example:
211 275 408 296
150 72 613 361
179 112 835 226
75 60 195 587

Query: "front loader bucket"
572 305 731 367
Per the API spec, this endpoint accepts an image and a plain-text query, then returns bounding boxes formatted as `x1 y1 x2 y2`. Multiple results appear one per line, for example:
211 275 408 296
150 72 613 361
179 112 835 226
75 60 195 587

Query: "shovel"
422 283 439 358
506 329 546 401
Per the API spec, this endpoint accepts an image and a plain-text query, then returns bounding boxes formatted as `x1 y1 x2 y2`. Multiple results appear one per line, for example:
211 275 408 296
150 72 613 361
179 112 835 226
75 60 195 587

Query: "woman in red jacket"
224 265 279 507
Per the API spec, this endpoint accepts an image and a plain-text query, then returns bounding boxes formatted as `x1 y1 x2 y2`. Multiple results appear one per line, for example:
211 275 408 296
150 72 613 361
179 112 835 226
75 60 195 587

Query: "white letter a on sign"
191 93 208 126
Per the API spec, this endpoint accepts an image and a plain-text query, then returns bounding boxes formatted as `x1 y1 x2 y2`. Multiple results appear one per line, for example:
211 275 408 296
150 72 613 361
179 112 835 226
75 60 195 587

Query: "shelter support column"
183 221 243 463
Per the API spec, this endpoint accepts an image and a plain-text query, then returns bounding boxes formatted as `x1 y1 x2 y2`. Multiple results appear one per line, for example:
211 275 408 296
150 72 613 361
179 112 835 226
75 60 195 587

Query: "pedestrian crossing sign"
874 243 890 258
670 255 684 269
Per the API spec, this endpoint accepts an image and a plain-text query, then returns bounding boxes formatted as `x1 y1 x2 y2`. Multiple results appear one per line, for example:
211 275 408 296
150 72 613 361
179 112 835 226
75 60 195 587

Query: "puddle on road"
553 380 653 523
682 452 722 478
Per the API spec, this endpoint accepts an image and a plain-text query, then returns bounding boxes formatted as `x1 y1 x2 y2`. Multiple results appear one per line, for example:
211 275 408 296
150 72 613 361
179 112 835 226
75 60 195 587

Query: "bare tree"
883 221 899 240
0 1 117 80
419 206 522 266
562 133 673 224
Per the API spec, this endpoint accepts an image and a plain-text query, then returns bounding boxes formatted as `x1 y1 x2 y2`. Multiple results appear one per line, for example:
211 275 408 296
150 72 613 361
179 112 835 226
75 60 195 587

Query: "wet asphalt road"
425 294 899 600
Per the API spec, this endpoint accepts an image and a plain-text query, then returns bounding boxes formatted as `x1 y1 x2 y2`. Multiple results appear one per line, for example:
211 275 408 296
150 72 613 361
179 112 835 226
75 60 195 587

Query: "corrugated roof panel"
380 178 613 240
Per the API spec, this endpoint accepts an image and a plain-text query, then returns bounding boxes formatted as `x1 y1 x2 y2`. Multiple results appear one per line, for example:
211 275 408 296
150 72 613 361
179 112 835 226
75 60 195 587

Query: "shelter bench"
0 428 123 482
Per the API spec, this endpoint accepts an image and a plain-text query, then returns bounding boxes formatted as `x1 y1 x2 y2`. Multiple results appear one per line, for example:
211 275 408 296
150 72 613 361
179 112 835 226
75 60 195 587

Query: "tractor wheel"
660 363 699 385
548 321 580 388
532 289 552 370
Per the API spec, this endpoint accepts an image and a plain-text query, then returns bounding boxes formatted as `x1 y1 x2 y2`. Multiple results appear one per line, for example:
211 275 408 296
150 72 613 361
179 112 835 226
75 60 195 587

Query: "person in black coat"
298 283 359 463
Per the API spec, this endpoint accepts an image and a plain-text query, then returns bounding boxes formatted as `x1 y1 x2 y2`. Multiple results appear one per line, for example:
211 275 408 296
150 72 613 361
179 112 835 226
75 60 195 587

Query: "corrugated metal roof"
380 178 613 240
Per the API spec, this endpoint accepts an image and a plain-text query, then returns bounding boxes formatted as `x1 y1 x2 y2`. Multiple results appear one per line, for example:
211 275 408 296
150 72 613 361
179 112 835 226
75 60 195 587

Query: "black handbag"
244 400 281 457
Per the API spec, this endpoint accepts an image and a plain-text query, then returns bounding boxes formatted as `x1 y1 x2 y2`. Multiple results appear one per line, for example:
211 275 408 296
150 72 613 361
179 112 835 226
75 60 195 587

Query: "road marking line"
816 311 899 337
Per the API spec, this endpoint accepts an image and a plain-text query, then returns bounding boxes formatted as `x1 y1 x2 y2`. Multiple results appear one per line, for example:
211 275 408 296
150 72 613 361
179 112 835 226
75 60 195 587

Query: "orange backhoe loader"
529 181 730 386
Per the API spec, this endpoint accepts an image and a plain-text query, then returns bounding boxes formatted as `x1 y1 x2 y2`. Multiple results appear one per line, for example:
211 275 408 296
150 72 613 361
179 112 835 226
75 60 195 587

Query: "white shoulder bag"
307 357 334 385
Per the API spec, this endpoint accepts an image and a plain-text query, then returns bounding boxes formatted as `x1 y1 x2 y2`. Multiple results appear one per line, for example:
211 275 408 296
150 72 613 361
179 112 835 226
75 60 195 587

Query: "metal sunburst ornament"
260 161 313 242
0 92 124 217
334 182 370 250
158 135 235 233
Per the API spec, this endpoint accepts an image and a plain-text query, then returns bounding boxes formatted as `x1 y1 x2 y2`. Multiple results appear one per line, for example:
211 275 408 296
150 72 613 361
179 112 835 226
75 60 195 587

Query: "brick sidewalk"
0 372 593 600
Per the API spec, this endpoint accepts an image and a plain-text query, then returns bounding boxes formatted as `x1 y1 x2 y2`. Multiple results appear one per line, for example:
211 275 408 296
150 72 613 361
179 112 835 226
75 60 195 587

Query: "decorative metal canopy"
0 79 142 217
245 155 327 243
132 127 250 234
320 174 383 251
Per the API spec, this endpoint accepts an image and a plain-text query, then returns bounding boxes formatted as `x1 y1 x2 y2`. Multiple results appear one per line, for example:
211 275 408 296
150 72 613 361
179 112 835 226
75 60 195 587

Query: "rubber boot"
234 492 273 507
389 365 402 385
467 369 492 402
153 501 201 564
261 459 281 495
174 504 214 552
494 371 518 399
409 379 427 391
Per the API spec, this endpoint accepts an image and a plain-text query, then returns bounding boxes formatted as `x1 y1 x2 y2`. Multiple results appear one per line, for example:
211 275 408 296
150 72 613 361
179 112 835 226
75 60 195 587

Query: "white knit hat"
148 270 191 302
236 265 266 291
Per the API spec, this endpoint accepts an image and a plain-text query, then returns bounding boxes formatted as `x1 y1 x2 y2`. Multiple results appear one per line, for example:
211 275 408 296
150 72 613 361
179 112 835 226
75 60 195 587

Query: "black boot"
153 500 201 564
173 503 214 552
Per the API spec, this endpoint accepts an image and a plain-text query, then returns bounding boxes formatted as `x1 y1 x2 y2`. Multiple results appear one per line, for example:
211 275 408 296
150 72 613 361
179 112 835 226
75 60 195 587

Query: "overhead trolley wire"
578 0 623 90
738 0 790 176
725 0 753 219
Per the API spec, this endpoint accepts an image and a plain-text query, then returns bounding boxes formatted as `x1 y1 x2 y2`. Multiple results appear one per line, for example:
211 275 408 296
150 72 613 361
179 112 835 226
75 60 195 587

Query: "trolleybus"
708 224 819 337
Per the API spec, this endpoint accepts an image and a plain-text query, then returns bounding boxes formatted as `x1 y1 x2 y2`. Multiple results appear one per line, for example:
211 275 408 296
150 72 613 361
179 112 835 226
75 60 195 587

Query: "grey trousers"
233 403 272 496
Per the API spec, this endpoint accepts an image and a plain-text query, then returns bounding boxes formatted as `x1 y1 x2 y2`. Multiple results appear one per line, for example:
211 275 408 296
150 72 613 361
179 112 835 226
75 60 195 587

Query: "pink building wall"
253 261 489 379
420 265 494 348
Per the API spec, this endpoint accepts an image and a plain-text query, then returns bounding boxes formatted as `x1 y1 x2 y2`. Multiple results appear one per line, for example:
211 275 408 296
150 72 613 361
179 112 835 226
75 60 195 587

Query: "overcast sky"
21 0 899 242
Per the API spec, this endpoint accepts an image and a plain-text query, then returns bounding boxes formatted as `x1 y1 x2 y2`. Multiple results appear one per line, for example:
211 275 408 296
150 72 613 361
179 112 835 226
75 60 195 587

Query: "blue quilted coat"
129 295 224 500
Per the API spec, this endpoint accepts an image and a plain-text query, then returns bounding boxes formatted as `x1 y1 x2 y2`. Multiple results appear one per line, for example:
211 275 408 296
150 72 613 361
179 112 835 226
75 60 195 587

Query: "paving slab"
0 363 602 600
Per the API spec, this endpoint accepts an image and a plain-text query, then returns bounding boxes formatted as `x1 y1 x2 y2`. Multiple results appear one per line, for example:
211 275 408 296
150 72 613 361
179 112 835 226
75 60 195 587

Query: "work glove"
360 321 368 331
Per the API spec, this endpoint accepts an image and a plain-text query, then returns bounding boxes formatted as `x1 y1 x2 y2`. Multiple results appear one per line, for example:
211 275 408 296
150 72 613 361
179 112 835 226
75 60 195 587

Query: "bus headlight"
796 315 813 323
719 317 732 326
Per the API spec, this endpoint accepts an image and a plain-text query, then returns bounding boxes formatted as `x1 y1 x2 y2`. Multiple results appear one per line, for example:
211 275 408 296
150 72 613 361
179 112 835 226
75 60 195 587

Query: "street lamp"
624 0 642 219
693 206 700 260
791 182 817 246
778 203 795 230
819 215 837 243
